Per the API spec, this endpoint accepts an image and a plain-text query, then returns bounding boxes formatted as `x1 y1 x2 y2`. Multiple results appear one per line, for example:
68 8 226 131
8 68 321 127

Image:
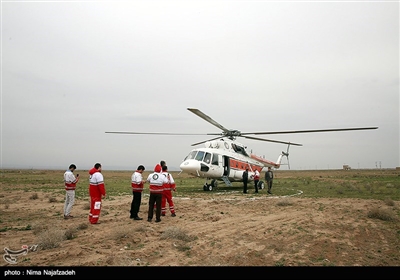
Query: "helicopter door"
208 153 224 178
223 155 230 176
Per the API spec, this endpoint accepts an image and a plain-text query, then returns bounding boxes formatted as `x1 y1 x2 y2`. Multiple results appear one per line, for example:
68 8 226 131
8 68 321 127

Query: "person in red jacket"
63 164 80 219
254 169 260 193
161 165 176 217
146 164 168 223
130 165 146 220
88 163 106 224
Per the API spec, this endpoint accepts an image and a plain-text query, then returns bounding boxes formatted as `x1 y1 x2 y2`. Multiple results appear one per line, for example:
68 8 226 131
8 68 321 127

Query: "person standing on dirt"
146 164 168 223
153 160 166 211
130 165 146 220
242 168 249 194
161 165 177 217
88 163 106 224
63 164 80 219
253 169 260 193
265 166 274 194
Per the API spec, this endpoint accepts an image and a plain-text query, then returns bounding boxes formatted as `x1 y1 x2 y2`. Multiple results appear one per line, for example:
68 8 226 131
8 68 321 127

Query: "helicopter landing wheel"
203 184 208 191
258 181 265 190
208 184 213 191
211 179 218 189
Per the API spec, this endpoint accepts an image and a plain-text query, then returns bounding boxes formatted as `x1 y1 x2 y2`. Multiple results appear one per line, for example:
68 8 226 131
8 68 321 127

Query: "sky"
1 0 399 172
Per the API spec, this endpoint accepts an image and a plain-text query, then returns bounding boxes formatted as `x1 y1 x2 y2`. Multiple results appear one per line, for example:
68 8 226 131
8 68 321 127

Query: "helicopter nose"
179 159 201 173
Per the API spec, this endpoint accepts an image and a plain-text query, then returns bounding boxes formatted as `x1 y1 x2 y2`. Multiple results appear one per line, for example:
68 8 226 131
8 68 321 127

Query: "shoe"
147 218 152 222
255 191 258 193
64 215 72 219
171 213 176 217
268 191 272 194
161 213 166 216
133 217 143 220
155 219 161 223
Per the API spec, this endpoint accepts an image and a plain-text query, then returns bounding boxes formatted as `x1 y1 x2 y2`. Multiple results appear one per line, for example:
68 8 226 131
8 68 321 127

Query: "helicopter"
106 108 378 191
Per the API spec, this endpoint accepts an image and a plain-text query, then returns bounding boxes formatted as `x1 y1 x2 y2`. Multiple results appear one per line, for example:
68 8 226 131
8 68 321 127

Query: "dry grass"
77 223 88 230
276 197 293 206
160 226 196 253
36 228 66 250
384 198 395 207
110 225 135 241
32 222 47 235
160 226 197 242
64 227 78 240
367 207 398 221
82 203 90 210
29 193 39 200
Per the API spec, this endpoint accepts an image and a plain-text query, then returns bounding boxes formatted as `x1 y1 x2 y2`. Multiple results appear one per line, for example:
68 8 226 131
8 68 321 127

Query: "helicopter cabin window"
211 154 219 165
203 152 211 164
195 151 205 161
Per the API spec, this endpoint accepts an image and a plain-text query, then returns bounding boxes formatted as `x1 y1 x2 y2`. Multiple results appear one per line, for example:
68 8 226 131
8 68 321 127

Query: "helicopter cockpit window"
195 151 205 161
203 152 211 164
185 151 197 161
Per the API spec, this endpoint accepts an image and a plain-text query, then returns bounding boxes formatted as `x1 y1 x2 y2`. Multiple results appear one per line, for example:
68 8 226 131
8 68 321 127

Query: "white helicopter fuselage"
179 139 284 185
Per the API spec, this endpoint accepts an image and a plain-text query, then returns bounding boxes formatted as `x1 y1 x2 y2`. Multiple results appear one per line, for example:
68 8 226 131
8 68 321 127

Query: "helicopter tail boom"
250 153 282 169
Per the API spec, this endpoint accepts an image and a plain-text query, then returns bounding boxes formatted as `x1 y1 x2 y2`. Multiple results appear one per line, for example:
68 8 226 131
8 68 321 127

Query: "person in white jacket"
63 164 80 219
146 164 168 223
130 165 146 220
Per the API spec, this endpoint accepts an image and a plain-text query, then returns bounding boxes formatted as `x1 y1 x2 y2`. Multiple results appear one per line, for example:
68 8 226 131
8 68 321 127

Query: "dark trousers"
148 193 162 220
130 191 142 218
243 182 248 193
267 180 273 191
254 180 259 193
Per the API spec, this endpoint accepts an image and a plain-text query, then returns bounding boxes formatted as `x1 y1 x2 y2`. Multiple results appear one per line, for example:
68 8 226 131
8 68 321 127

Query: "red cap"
154 164 162 173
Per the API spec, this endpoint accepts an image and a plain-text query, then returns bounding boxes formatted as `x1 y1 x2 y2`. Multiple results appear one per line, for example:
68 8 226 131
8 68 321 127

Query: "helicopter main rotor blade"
187 108 230 133
242 127 378 136
243 135 303 146
191 136 224 146
105 131 225 146
105 131 208 135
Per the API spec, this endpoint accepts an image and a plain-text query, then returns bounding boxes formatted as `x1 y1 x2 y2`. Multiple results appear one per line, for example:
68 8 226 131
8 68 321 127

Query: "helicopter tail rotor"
281 144 291 169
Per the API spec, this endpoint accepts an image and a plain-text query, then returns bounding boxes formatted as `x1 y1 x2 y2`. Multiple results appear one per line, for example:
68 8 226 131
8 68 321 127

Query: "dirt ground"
0 171 399 272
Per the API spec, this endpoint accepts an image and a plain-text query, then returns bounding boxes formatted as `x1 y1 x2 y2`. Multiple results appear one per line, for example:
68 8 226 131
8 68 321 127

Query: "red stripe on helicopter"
229 158 263 173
